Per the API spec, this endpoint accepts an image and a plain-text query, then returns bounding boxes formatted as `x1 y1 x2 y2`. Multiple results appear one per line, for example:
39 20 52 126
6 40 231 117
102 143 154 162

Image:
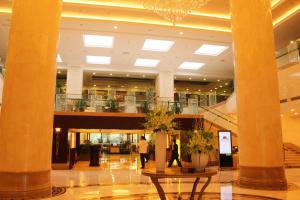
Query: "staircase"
284 143 300 168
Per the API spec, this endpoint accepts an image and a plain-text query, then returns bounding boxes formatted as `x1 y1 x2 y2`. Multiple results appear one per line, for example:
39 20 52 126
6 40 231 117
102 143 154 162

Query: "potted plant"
144 103 176 172
187 129 214 172
74 99 86 112
106 96 119 112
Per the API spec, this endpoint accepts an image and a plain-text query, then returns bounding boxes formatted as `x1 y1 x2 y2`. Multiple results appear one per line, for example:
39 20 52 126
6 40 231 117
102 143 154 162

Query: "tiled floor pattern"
48 154 300 200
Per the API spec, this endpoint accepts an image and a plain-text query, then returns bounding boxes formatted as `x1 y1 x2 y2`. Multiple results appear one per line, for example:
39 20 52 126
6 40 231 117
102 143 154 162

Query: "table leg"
197 177 212 200
189 177 200 200
150 177 166 200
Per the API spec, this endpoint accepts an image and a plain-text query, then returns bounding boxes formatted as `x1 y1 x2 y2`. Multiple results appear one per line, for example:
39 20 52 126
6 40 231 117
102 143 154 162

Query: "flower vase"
191 153 209 172
155 132 167 172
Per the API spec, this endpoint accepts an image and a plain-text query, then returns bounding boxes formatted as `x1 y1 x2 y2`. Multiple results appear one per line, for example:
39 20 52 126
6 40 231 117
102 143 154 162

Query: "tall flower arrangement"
144 102 176 133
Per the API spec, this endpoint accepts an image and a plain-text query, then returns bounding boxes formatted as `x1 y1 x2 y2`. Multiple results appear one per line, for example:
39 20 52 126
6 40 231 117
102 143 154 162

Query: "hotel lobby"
0 0 300 199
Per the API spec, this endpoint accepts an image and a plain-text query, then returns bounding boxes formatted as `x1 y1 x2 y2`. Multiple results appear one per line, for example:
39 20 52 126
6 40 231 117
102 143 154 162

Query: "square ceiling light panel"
134 58 160 67
83 34 114 48
142 39 175 52
57 54 63 63
179 62 205 70
86 56 111 65
195 44 228 56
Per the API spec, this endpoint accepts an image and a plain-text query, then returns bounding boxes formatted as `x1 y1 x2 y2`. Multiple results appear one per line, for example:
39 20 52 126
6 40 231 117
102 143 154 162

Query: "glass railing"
276 41 300 68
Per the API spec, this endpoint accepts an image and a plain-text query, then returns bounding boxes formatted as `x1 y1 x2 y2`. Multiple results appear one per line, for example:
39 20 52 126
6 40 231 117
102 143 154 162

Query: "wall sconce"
55 127 62 159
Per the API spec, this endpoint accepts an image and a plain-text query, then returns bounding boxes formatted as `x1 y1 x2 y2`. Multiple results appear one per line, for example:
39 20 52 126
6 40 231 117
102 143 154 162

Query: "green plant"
106 97 118 112
172 101 182 114
75 99 86 111
187 129 214 154
144 103 176 133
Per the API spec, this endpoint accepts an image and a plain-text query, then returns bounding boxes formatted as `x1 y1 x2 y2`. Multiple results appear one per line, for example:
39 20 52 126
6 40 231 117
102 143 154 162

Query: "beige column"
230 0 287 190
0 0 62 198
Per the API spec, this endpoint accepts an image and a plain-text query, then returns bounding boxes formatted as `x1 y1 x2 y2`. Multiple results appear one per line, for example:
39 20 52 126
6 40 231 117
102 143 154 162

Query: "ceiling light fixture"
134 58 160 67
195 44 228 56
179 31 184 35
189 77 192 80
142 0 210 25
179 62 205 70
57 70 61 74
113 26 118 29
83 34 114 48
86 56 111 65
142 39 174 52
92 72 96 75
109 73 113 76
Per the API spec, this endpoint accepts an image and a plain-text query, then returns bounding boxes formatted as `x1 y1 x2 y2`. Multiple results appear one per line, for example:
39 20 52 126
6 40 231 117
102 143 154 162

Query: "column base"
238 166 287 190
0 170 51 199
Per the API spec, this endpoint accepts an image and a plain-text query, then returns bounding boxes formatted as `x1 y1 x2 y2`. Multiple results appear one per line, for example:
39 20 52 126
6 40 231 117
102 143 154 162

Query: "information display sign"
218 130 233 168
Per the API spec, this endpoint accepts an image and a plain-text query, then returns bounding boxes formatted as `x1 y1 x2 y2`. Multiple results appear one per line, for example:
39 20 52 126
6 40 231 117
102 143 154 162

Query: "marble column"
0 0 62 198
230 0 287 190
155 71 174 101
66 67 83 99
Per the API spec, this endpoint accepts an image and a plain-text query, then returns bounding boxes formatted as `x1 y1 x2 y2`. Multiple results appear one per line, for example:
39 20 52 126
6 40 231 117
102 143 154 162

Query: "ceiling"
0 0 300 80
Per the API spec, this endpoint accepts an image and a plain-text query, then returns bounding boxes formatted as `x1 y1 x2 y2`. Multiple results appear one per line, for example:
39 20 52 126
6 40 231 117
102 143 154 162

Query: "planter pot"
155 133 167 172
191 153 209 172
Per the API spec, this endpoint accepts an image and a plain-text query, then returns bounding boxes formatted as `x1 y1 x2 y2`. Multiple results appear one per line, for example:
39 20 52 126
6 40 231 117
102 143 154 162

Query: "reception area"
0 0 300 199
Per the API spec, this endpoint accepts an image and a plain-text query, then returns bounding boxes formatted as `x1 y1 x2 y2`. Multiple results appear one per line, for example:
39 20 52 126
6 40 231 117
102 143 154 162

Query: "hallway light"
86 56 111 65
195 44 228 56
83 34 114 48
142 39 174 52
179 62 205 70
134 58 160 67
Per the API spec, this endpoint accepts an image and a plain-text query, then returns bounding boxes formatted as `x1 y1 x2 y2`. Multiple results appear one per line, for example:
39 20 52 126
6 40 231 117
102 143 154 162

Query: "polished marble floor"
48 154 300 200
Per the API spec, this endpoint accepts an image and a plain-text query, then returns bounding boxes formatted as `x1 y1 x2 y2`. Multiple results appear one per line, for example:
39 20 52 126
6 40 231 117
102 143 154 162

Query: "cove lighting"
86 56 111 65
57 54 62 63
134 58 160 68
179 62 205 70
83 34 114 48
195 44 228 56
142 39 174 52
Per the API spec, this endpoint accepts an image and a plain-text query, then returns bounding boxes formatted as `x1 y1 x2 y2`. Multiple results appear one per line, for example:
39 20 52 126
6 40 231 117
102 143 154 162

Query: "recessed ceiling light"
126 74 130 77
86 56 111 65
217 79 220 82
93 84 96 87
195 44 228 56
142 39 174 52
219 85 223 88
225 82 228 85
290 41 294 44
186 88 189 91
142 74 146 78
291 108 295 112
179 62 205 70
134 86 138 89
113 26 118 29
179 32 184 35
83 34 114 48
57 54 62 63
189 77 192 80
210 90 213 92
203 78 207 81
215 88 217 90
224 90 226 93
109 73 113 76
92 72 96 75
198 89 201 92
295 112 299 115
134 58 160 67
107 85 111 88
57 70 61 74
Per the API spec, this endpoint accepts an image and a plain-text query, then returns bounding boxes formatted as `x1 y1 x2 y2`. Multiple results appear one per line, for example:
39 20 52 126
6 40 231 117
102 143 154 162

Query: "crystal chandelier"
142 0 210 25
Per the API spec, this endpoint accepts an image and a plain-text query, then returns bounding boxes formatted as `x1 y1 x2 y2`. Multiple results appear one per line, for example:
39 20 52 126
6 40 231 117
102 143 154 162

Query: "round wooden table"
142 168 217 200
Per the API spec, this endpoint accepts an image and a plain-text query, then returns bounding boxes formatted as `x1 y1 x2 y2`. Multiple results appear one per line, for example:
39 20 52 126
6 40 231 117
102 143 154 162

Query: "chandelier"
142 0 210 25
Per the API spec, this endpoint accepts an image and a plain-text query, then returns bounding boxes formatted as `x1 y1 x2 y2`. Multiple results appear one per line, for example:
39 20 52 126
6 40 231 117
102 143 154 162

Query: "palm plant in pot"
187 128 214 172
144 102 176 172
